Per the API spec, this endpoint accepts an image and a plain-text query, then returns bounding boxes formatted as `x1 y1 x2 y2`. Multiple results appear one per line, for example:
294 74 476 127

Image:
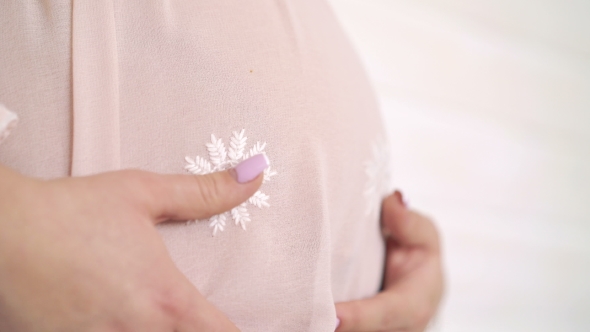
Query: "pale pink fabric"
0 1 390 331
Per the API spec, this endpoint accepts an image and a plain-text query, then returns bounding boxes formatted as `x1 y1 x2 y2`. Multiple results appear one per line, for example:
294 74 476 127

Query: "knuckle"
153 286 190 321
424 216 442 250
379 301 403 330
380 313 396 330
412 304 434 330
120 170 159 203
412 211 442 249
194 174 224 213
345 302 364 329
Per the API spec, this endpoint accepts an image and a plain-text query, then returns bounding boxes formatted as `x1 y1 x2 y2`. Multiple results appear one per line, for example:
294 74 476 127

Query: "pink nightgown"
0 1 391 331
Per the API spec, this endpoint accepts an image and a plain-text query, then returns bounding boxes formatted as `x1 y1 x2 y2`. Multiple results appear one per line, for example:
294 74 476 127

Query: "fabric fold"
71 0 120 176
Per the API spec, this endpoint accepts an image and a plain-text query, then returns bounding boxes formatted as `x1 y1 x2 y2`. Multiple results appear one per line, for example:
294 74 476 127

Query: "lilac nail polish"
335 318 340 330
231 153 269 183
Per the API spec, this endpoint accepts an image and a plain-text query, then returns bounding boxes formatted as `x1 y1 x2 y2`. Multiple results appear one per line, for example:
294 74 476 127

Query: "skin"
0 164 264 332
0 163 442 331
335 191 444 332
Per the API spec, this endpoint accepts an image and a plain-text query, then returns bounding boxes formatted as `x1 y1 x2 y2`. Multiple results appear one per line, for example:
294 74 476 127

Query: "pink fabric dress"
0 1 391 331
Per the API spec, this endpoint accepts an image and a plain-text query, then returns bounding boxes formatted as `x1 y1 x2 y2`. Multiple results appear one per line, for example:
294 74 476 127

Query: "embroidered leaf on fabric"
184 156 212 175
185 129 275 235
209 213 227 236
228 129 247 164
248 141 266 158
231 203 251 230
248 191 270 208
263 167 278 184
206 134 227 167
364 139 392 217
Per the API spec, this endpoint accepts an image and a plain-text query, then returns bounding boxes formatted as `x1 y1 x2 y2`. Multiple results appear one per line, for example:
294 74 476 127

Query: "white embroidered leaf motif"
209 213 226 236
247 141 266 158
184 156 212 175
248 191 270 208
364 139 392 217
228 129 247 165
206 134 227 168
185 130 275 236
231 203 251 230
263 166 277 183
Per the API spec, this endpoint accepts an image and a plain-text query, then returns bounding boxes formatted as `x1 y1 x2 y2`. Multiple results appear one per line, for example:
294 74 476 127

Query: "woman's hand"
0 156 266 332
335 191 444 332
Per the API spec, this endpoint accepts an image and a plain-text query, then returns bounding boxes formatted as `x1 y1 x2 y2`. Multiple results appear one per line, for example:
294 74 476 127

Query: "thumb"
142 154 268 223
381 191 409 238
381 191 439 250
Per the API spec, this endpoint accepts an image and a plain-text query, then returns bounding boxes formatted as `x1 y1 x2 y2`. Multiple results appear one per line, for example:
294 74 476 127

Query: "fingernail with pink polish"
335 317 340 330
394 190 407 207
230 153 269 183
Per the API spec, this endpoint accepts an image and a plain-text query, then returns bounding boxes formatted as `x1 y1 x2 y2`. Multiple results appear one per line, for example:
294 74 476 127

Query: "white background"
328 1 590 331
